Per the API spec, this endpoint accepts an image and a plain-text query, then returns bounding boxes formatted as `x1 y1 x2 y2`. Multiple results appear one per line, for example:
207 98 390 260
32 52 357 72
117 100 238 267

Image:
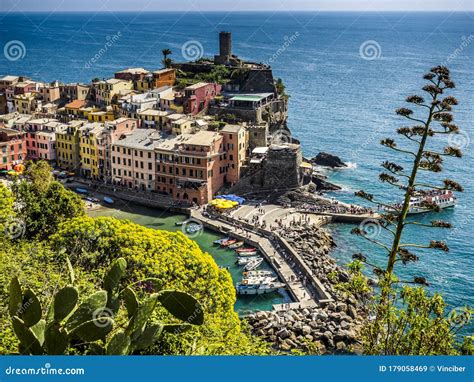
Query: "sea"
0 11 472 331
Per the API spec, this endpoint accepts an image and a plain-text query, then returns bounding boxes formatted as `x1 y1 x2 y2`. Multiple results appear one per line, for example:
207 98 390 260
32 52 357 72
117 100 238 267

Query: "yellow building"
56 120 86 173
79 122 105 179
87 110 115 122
94 79 133 106
13 93 38 114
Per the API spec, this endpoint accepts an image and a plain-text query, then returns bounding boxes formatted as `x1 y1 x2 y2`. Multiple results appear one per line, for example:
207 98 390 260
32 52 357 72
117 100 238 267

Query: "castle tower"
219 31 232 57
214 31 235 65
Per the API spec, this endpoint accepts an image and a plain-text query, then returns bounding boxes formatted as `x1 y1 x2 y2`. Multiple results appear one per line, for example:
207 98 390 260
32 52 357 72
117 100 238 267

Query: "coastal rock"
348 305 358 319
336 341 347 352
276 328 291 340
310 152 347 168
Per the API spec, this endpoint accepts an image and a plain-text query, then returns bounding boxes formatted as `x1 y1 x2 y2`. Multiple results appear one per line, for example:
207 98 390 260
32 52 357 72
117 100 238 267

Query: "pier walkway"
190 208 334 309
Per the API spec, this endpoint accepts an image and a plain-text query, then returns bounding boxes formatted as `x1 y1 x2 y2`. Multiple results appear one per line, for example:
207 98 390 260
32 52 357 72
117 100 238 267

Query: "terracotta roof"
65 99 86 109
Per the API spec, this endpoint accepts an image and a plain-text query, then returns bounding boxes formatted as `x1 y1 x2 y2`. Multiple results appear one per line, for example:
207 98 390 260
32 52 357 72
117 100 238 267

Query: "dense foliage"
0 161 268 355
11 161 84 239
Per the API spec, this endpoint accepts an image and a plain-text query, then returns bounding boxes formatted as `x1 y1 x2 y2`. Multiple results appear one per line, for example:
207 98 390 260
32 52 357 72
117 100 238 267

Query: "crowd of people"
300 201 374 215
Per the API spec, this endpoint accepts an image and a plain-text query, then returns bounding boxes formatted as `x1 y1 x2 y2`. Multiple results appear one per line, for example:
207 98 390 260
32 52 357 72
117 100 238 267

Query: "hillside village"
0 32 307 206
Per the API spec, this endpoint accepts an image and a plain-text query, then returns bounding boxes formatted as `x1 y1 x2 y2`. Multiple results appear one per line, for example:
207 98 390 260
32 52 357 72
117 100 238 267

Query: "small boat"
228 241 244 249
236 256 261 265
243 270 275 278
242 276 278 284
244 257 263 271
213 237 229 245
236 282 286 295
85 197 100 203
236 247 257 253
103 196 114 204
221 239 237 247
75 188 89 195
236 250 258 257
175 221 185 226
186 223 202 234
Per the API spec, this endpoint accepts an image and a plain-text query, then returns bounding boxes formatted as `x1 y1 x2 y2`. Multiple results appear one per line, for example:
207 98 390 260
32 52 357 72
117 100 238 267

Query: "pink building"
0 128 27 170
111 129 159 190
182 82 221 115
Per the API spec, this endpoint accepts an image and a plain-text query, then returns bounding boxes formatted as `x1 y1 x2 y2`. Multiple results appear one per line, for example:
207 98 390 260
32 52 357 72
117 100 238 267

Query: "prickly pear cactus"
8 257 204 355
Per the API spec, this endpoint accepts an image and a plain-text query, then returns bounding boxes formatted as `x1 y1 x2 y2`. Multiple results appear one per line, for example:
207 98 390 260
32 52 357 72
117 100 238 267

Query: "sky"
0 0 473 12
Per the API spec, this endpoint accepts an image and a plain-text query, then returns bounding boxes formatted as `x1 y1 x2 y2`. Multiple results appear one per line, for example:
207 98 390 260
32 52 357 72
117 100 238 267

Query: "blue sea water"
0 11 472 332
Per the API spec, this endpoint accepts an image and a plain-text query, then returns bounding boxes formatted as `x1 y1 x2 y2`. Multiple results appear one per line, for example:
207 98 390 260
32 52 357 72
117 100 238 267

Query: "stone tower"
219 31 232 57
214 31 234 65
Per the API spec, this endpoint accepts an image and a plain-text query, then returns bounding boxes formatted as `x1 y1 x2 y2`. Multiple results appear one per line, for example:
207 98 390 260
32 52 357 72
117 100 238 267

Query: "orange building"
0 128 27 170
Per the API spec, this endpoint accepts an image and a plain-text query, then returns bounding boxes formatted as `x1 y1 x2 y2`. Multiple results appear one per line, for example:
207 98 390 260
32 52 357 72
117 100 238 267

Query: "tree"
11 161 84 240
162 49 173 68
47 216 269 355
351 66 471 354
275 78 286 95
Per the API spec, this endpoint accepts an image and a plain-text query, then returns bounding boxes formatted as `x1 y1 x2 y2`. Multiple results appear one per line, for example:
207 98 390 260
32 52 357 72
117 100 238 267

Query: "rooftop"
116 67 149 75
153 68 175 75
229 93 273 102
65 99 87 109
114 129 161 150
138 109 169 117
185 82 210 90
0 75 19 82
221 124 244 133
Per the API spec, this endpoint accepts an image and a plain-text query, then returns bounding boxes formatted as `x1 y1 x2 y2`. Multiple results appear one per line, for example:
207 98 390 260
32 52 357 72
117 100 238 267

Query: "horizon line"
1 10 473 13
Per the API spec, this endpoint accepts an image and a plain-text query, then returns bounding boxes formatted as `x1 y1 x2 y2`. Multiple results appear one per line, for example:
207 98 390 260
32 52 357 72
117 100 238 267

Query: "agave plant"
8 257 204 355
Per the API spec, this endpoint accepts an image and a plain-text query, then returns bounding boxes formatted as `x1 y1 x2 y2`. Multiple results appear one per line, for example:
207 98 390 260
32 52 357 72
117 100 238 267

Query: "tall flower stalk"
351 66 471 354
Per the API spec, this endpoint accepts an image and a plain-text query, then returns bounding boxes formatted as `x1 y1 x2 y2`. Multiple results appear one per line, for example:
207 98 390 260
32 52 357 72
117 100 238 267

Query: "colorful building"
182 82 221 115
111 128 160 190
220 124 249 184
78 122 105 179
94 79 134 106
152 68 176 88
155 131 226 204
56 120 86 172
0 128 27 170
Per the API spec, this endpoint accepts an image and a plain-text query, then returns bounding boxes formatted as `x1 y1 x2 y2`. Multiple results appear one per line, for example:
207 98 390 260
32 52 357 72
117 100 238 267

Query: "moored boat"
242 276 278 284
387 189 457 215
243 270 275 278
236 282 286 295
244 257 263 271
75 187 89 195
236 247 257 253
221 239 237 247
228 241 244 249
236 256 261 265
236 250 258 257
213 237 229 245
103 196 114 204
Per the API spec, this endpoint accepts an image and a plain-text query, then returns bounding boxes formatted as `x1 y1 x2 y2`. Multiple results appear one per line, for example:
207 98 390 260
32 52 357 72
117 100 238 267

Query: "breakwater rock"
246 301 363 354
310 152 347 168
246 223 368 353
